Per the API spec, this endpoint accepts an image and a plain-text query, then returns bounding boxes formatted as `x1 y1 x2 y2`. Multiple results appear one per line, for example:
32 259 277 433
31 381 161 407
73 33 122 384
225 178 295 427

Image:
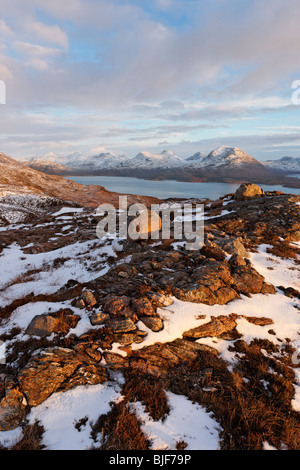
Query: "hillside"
0 183 299 450
0 153 161 224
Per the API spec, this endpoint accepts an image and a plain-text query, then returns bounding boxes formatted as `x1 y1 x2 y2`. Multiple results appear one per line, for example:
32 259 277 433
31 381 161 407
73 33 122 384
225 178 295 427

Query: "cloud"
1 0 300 159
10 41 64 71
2 0 299 107
25 21 69 50
0 63 12 80
0 19 13 37
12 41 63 57
171 132 300 161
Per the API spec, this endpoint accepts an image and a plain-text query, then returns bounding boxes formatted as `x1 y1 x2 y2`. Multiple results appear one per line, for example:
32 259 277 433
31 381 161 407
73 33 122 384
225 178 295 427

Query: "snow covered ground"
1 239 298 450
132 392 221 450
28 382 122 451
0 204 299 451
0 239 120 307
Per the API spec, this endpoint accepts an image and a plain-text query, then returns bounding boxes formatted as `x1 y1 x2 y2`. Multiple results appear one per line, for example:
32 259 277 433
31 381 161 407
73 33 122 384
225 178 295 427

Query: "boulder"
81 290 97 308
18 347 108 406
183 314 238 339
130 339 219 378
26 315 60 338
106 318 137 333
228 253 247 267
216 237 248 258
103 295 131 315
90 311 110 326
25 309 80 337
0 376 27 431
102 352 129 370
132 297 156 317
242 316 274 326
231 266 265 294
234 183 264 201
140 316 164 332
74 298 86 309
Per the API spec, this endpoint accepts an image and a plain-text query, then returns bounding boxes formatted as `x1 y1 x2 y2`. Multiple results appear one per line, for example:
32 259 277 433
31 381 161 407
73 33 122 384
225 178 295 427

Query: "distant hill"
0 152 161 223
263 156 300 174
20 147 300 188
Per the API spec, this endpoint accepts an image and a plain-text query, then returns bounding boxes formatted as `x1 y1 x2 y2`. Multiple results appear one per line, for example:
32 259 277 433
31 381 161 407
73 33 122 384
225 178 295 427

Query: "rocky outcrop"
183 314 238 340
216 237 248 258
172 258 274 304
127 339 219 378
0 376 27 431
25 309 80 337
182 314 274 339
17 347 108 407
234 183 265 201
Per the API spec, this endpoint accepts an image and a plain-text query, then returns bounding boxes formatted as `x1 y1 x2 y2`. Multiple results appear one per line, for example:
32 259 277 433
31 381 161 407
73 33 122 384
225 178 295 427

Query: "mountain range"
0 152 161 224
21 147 300 188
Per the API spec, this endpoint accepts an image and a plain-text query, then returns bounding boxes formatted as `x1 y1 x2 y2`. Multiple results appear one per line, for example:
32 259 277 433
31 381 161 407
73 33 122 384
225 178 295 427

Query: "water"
67 175 300 200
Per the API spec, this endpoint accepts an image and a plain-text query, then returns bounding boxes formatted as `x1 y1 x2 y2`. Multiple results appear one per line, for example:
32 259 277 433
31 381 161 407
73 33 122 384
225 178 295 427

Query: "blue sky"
1 0 300 161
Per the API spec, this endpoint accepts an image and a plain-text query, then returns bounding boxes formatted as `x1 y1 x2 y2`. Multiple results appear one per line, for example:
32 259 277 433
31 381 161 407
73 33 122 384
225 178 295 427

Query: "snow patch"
132 391 221 450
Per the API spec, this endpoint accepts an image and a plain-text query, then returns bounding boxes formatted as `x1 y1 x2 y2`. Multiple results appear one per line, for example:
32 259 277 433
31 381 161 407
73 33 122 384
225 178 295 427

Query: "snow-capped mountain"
20 146 300 186
121 149 185 169
24 149 186 171
190 146 264 169
263 156 300 174
65 151 132 169
185 152 207 162
23 147 262 172
25 151 132 171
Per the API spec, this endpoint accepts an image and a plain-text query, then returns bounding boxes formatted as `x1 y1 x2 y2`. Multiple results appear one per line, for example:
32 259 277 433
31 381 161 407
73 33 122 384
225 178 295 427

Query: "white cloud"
1 0 300 159
29 58 49 71
26 21 69 50
0 63 12 80
0 19 13 36
12 41 63 58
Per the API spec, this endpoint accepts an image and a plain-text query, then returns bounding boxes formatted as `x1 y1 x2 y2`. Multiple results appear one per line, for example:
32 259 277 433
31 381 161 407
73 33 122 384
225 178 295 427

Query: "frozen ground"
0 203 299 450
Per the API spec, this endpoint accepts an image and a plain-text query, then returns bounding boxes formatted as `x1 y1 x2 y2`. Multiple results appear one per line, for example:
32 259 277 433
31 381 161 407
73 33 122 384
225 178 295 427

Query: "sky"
1 0 300 161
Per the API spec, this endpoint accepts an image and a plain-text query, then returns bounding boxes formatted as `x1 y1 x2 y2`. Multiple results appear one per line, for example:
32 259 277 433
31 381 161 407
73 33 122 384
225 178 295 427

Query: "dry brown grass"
9 421 45 450
267 241 300 260
0 283 84 324
163 339 300 450
90 400 150 450
89 372 171 450
122 372 170 421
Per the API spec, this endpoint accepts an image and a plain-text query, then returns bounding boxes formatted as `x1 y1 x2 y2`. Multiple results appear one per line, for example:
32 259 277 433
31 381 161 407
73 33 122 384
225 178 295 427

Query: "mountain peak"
161 149 177 156
186 151 207 162
202 147 261 167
